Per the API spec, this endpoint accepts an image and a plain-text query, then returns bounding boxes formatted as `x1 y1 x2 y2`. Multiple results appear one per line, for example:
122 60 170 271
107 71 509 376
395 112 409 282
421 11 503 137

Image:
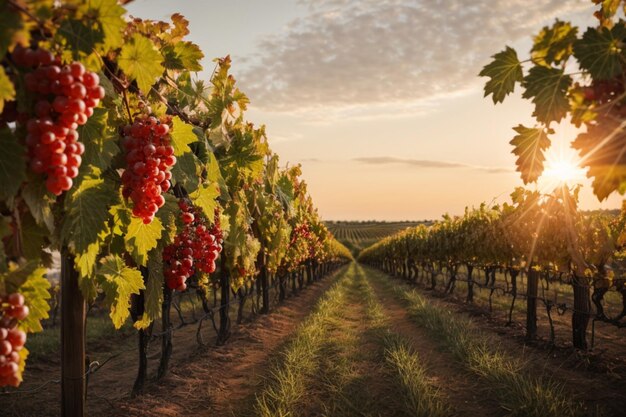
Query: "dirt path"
0 268 346 417
113 272 347 417
360 265 505 417
365 265 626 417
304 266 405 417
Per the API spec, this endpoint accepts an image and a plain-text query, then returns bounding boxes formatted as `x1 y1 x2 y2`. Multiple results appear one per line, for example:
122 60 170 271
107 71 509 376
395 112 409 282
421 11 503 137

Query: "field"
4 263 625 416
4 2 626 417
326 221 428 255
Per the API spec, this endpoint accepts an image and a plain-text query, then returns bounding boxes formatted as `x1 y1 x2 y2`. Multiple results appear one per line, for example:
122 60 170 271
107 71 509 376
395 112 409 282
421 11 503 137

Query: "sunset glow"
541 149 586 189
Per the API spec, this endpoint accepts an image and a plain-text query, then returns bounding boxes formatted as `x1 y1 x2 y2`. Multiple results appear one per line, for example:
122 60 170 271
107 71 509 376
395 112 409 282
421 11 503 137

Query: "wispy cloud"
240 0 587 115
353 156 513 174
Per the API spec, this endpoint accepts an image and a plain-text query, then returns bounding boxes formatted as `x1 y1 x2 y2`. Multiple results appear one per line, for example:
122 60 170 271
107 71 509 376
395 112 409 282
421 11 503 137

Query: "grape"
121 115 176 224
0 292 30 387
163 203 223 291
11 46 100 195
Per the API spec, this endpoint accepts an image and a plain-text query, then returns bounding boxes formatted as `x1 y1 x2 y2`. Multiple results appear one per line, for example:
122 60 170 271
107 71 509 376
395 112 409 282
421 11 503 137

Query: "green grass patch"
367 266 588 417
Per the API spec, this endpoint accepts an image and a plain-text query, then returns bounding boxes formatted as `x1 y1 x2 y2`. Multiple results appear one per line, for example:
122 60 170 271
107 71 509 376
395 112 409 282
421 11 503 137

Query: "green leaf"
154 193 179 247
573 23 626 80
134 253 163 329
171 152 200 193
2 261 41 293
0 66 15 113
15 212 49 264
124 216 163 266
162 41 204 72
17 268 50 333
21 180 55 233
522 66 571 125
61 172 117 274
479 46 523 104
58 19 104 55
95 255 144 329
573 116 626 200
190 183 219 220
510 124 552 184
0 128 26 200
569 89 597 128
118 34 164 93
276 174 295 209
78 107 119 171
206 151 223 184
531 20 577 67
80 0 125 51
171 116 198 156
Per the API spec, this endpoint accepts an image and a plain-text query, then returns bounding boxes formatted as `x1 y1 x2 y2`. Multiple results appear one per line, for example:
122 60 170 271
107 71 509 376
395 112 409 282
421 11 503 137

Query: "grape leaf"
601 0 622 19
276 174 295 209
18 267 50 333
78 0 125 51
118 34 164 93
12 211 49 264
78 107 119 171
171 151 200 193
2 261 41 293
531 20 577 67
510 124 552 184
95 254 145 329
0 128 26 200
171 116 199 156
522 66 571 124
61 172 117 277
57 19 104 55
167 13 190 43
207 151 224 184
572 116 626 200
154 193 179 247
190 183 220 219
124 216 164 266
162 41 204 72
479 46 523 104
573 23 626 80
0 66 15 113
21 179 55 233
134 253 164 330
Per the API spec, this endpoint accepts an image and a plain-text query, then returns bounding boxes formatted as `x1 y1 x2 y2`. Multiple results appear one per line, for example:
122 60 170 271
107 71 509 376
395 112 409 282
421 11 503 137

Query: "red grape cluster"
0 293 29 387
121 115 176 224
12 46 103 195
163 201 223 291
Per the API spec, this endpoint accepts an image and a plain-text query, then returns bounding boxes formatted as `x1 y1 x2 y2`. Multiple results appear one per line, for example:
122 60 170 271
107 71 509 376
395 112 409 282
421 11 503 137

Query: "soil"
0 269 344 417
2 263 625 417
375 267 626 417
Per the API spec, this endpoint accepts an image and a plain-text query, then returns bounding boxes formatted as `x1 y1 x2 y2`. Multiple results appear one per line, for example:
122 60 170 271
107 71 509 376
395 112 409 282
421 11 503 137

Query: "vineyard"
2 0 626 416
325 221 427 255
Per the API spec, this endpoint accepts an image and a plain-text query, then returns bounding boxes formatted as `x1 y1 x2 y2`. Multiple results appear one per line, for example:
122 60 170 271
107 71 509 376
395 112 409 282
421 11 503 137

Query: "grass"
367 266 589 417
253 263 450 417
252 264 351 417
355 266 450 417
383 335 449 417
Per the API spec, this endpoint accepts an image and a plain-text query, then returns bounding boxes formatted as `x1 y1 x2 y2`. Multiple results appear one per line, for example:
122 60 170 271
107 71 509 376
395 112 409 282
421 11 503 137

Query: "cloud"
353 156 513 174
239 0 588 114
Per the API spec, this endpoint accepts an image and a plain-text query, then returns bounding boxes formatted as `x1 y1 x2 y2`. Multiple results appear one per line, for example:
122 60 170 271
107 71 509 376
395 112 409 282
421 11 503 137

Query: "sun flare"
541 148 586 189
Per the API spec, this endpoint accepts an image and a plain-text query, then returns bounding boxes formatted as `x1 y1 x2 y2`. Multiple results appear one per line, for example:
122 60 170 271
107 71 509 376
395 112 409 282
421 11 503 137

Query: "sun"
540 148 586 189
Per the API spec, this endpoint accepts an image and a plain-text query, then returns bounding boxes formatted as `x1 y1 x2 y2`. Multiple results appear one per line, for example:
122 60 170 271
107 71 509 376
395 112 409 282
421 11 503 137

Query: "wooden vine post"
526 267 539 341
61 249 86 417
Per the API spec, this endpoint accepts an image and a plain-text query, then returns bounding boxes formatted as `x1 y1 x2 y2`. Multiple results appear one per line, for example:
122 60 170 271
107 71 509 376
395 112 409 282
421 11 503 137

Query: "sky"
127 0 624 221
